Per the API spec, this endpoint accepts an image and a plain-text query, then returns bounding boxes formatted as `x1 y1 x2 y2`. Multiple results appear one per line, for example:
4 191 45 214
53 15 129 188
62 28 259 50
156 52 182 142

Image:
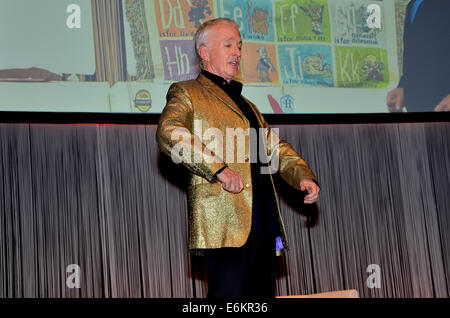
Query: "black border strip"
0 111 449 125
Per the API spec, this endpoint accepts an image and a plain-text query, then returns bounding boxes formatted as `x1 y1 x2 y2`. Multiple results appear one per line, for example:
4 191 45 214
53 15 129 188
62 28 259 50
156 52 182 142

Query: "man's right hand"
386 87 404 112
216 167 244 194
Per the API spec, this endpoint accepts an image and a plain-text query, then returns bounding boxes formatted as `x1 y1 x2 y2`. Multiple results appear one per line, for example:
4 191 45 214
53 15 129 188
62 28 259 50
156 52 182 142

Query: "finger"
223 179 234 192
234 177 242 192
229 180 239 193
435 103 444 111
238 179 244 192
226 184 239 194
305 184 316 194
300 182 310 192
234 180 242 193
304 193 316 201
222 182 230 192
309 186 319 196
305 189 319 200
304 198 317 204
389 101 398 111
387 91 397 102
387 101 398 112
228 177 243 193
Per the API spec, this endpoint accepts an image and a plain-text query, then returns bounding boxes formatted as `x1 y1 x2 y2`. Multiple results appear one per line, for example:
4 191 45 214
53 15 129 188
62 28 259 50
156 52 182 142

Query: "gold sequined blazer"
156 74 317 254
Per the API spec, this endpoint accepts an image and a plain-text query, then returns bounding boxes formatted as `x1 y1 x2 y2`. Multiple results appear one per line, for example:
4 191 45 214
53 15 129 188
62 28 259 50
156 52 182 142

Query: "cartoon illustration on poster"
256 46 277 82
155 0 215 38
278 44 333 86
160 39 200 81
335 46 389 88
217 0 275 41
189 0 213 28
329 0 386 47
274 0 331 43
241 43 278 83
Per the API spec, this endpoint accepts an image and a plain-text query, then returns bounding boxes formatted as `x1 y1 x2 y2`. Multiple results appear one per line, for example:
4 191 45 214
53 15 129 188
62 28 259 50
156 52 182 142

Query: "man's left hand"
435 95 450 112
300 179 320 204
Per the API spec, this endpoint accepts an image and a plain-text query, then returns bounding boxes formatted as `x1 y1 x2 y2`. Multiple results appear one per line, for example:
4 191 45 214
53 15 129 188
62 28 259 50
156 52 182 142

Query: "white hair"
193 18 240 69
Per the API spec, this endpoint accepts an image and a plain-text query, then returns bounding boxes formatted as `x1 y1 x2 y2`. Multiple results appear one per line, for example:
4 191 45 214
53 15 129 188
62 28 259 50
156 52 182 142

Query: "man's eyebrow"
224 38 242 43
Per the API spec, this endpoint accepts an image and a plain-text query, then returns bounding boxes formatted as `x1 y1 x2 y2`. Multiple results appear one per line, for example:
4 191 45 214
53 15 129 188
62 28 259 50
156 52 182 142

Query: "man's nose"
234 45 241 57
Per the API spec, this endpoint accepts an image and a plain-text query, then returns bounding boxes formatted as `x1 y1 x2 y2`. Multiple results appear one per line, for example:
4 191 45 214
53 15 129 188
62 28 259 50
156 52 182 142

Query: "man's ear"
198 45 209 63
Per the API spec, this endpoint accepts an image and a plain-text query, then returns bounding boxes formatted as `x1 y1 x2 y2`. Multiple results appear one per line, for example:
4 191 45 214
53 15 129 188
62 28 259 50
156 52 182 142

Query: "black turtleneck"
201 70 280 237
201 70 260 130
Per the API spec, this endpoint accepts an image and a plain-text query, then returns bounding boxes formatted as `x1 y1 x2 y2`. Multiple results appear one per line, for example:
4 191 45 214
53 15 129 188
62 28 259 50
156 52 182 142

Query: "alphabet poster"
148 0 395 111
0 0 406 114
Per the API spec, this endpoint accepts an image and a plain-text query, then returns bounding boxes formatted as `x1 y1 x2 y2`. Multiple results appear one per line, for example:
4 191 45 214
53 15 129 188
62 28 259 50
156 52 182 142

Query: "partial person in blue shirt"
387 0 450 112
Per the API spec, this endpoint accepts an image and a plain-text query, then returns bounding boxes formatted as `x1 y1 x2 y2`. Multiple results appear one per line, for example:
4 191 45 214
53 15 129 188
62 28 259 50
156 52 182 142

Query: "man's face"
199 23 242 82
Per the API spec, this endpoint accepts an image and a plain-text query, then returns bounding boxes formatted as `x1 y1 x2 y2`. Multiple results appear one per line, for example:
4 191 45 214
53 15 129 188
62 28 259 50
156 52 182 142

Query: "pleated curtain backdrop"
0 122 449 298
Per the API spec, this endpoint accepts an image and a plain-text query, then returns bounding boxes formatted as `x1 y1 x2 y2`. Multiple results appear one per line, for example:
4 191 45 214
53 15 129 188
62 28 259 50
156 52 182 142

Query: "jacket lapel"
242 96 265 128
196 74 247 122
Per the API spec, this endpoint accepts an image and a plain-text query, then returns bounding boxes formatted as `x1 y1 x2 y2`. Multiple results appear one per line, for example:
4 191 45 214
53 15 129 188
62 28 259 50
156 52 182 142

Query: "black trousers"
204 231 276 298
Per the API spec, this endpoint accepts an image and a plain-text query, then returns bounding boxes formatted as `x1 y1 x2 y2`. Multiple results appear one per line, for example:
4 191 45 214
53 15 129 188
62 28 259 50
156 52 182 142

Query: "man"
387 0 450 112
156 18 320 298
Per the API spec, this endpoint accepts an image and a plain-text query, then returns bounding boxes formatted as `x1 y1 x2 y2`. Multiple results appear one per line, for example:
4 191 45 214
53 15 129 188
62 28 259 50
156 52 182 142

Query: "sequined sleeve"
156 83 227 182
